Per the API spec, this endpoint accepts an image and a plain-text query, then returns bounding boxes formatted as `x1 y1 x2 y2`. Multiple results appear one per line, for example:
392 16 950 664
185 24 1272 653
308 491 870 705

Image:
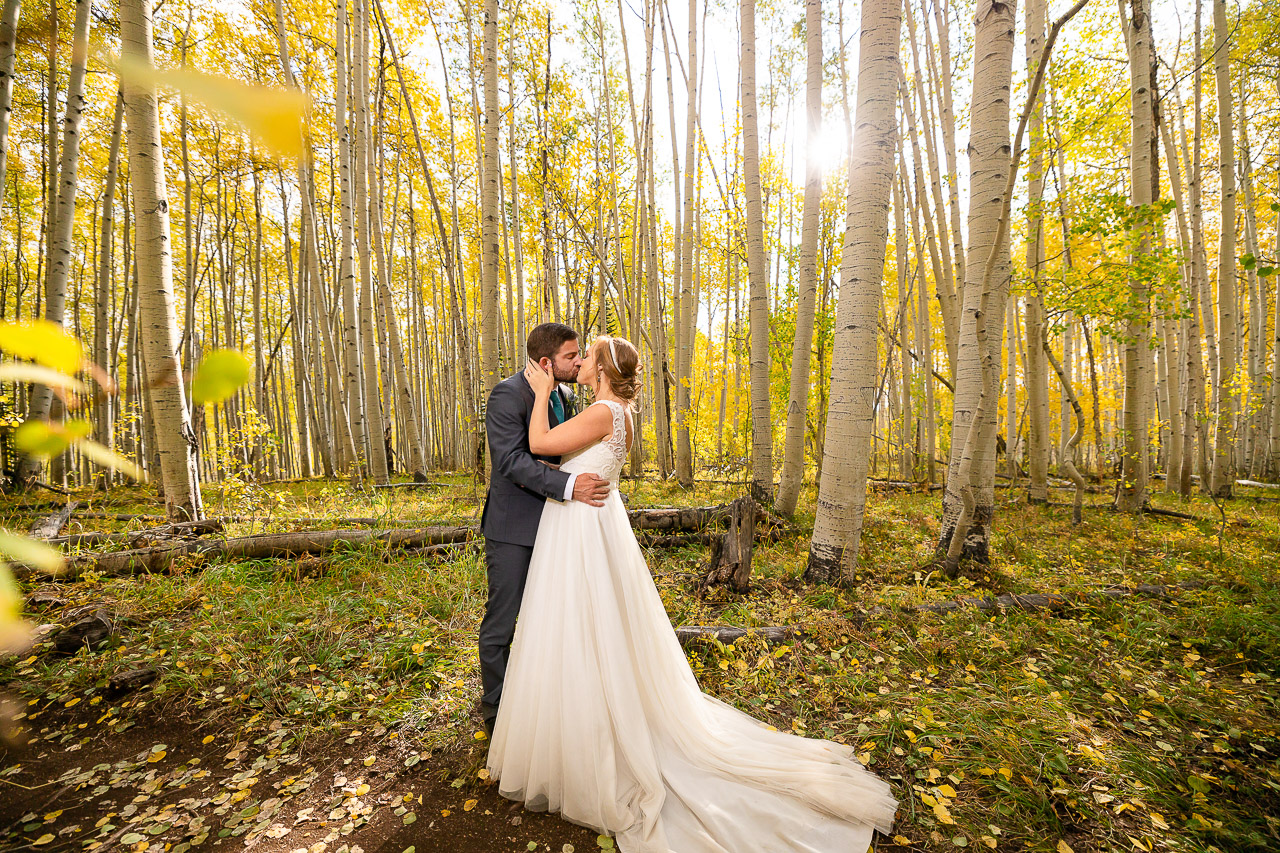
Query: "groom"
479 322 610 737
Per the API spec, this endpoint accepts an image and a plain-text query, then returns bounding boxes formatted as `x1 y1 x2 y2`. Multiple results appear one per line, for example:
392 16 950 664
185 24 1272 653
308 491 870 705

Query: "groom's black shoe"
483 715 496 740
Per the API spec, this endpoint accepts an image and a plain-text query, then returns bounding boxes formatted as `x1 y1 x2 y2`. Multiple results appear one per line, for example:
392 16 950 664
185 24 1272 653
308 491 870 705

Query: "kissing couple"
479 322 897 852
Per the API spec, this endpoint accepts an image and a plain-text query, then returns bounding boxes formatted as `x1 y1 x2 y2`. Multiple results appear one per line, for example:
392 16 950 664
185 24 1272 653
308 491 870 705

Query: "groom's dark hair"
526 323 578 363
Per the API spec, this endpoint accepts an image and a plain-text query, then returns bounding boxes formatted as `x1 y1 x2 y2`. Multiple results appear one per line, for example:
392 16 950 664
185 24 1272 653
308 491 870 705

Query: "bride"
486 335 897 853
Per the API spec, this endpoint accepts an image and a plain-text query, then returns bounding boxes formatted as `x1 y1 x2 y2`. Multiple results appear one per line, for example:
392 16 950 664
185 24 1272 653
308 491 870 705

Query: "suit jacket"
481 372 574 547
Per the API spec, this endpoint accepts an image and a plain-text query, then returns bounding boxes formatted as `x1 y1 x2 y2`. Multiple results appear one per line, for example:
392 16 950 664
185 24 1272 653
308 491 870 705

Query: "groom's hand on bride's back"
572 473 610 507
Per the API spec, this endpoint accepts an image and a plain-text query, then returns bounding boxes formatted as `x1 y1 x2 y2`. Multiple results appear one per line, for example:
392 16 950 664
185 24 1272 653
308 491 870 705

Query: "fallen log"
675 625 795 645
1235 479 1280 490
27 501 79 539
52 526 477 578
371 481 449 490
627 504 733 531
641 532 719 549
37 504 761 579
909 580 1204 616
46 519 225 549
105 667 159 698
868 479 943 492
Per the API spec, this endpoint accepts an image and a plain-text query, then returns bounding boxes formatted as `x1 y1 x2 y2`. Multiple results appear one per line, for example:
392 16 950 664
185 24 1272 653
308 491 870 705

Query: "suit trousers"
479 538 535 723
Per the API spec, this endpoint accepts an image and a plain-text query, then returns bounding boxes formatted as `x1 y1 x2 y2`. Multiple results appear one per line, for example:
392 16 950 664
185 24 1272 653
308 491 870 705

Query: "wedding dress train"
487 400 897 852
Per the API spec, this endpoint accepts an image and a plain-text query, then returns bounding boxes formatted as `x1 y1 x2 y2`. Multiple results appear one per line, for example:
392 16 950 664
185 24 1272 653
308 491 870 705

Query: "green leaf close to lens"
0 320 82 374
191 349 251 404
13 419 91 457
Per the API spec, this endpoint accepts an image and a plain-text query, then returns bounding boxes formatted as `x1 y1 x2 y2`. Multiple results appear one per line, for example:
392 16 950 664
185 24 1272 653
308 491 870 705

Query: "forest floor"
1 473 1278 853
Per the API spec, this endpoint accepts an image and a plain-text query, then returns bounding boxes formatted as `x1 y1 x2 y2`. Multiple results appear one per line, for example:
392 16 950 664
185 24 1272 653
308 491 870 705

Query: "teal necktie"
550 390 565 424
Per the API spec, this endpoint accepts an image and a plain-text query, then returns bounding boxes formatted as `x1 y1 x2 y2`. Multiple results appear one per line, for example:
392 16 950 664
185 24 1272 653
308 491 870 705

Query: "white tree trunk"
119 0 203 520
94 91 124 489
937 0 1018 562
805 0 902 584
480 0 501 397
1115 0 1154 512
740 0 773 503
1023 0 1049 502
1209 0 1237 498
776 0 823 516
19 0 90 483
0 0 19 202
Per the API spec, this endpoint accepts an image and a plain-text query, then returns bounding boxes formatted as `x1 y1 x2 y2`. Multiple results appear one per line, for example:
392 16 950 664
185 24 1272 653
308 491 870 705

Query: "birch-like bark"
740 0 773 503
272 0 357 475
480 0 501 398
805 0 901 584
336 0 365 473
93 91 124 489
937 0 1018 561
0 0 19 203
776 0 822 516
119 0 203 519
1024 0 1049 502
1115 0 1154 513
674 0 698 487
352 0 388 483
1209 0 1237 498
19 0 91 483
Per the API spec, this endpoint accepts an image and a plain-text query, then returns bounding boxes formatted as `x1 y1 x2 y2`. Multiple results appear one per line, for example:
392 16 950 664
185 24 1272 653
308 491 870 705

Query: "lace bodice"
559 400 629 487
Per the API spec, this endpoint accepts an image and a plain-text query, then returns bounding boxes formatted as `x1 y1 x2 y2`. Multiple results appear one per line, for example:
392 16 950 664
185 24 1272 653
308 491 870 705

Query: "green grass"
4 475 1279 851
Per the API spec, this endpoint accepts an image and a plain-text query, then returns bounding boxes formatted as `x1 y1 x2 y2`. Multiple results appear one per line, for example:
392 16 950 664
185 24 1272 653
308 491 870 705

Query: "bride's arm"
525 361 611 456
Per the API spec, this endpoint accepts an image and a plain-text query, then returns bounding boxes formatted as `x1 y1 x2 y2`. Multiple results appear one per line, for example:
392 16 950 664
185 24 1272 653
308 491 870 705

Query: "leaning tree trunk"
352 0 389 484
775 0 823 517
740 0 773 504
804 0 902 584
18 0 91 485
937 0 1018 563
1209 0 1237 498
1115 0 1155 513
119 0 203 520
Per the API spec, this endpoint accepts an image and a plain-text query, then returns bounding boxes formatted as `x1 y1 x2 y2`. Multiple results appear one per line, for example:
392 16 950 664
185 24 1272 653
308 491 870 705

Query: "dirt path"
0 702 601 853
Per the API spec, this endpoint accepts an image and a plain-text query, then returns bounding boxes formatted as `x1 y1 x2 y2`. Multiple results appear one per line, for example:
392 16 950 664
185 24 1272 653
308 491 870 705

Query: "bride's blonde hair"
592 336 641 404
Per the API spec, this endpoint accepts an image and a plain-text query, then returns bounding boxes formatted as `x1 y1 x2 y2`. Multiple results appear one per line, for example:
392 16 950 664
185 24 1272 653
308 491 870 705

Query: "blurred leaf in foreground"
190 349 251 405
114 53 308 159
0 320 82 374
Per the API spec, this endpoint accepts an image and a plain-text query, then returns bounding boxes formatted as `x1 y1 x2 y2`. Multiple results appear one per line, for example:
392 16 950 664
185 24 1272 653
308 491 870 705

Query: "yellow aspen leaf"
112 55 308 160
34 834 54 846
997 767 1013 781
933 802 955 824
147 750 166 763
1056 841 1074 853
937 784 957 798
202 735 215 744
980 836 997 848
463 799 477 812
0 321 82 373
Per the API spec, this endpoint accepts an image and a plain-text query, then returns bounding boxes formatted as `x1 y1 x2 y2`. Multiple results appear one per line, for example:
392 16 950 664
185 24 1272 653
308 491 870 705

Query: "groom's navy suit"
479 372 574 727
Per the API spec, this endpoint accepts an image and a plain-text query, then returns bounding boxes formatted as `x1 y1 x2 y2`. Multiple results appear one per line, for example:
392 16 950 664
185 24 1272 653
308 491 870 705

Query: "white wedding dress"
488 400 897 852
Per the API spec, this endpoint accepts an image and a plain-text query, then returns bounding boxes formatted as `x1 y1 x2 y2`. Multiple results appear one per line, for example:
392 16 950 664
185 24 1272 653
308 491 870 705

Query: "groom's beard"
553 367 580 384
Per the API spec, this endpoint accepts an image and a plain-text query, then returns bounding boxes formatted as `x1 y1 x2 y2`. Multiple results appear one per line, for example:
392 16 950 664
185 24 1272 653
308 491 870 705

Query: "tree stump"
698 496 756 594
52 612 113 654
105 667 159 698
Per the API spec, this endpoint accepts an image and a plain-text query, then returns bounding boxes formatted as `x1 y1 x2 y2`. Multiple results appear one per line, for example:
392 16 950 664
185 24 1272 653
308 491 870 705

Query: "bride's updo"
592 336 641 404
